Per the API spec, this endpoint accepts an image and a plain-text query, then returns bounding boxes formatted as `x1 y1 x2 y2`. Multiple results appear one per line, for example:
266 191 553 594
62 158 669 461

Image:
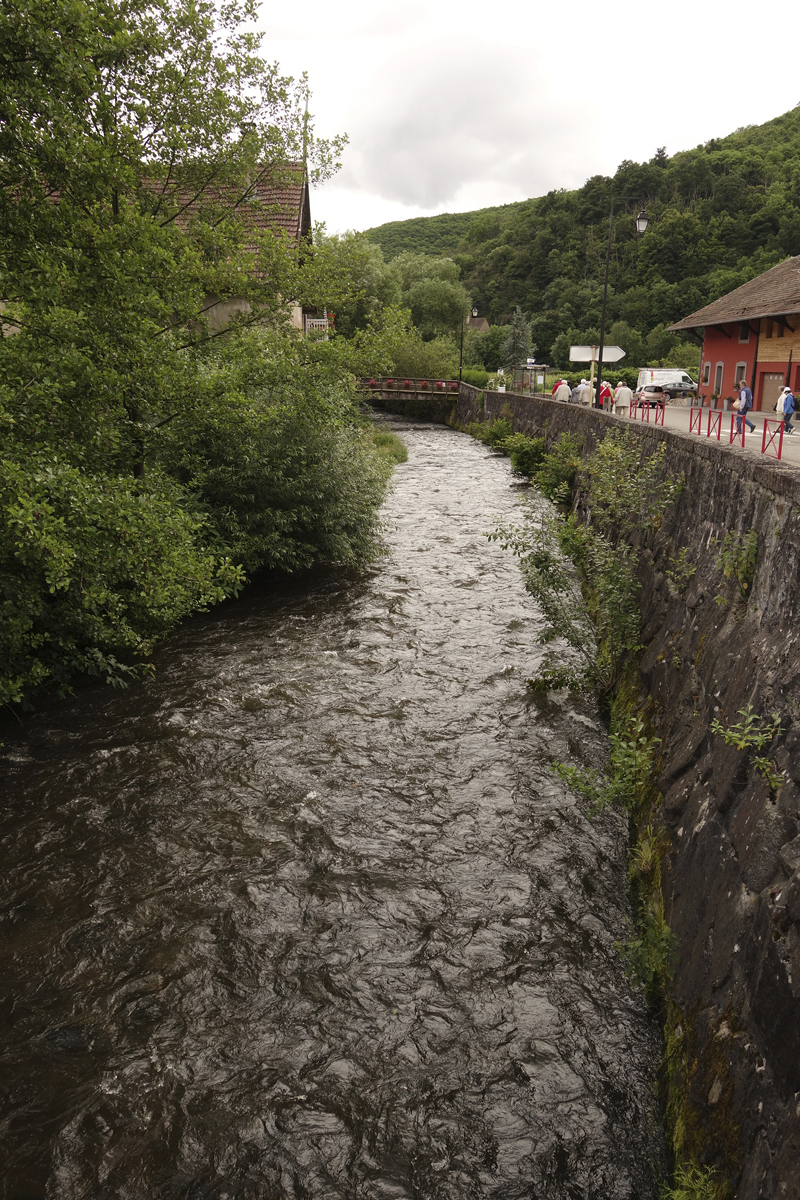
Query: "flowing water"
0 419 663 1199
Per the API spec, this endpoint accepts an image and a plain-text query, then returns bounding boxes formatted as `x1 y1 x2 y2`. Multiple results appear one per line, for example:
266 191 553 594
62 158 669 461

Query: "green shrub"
466 417 514 450
533 431 583 505
161 401 394 576
504 432 546 476
371 429 408 463
460 367 490 388
0 459 243 706
662 1163 722 1200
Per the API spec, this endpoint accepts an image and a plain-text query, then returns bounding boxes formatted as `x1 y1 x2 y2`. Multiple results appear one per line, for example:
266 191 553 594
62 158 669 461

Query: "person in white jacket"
614 381 632 415
554 379 571 403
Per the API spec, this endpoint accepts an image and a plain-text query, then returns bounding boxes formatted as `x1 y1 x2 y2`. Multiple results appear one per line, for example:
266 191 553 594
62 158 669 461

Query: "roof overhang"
669 306 800 333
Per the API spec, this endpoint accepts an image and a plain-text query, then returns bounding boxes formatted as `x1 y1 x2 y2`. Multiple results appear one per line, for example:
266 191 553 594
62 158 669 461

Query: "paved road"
614 403 799 466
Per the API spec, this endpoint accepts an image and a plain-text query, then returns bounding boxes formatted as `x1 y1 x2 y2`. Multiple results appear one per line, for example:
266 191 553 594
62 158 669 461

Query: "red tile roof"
156 161 311 250
668 255 800 331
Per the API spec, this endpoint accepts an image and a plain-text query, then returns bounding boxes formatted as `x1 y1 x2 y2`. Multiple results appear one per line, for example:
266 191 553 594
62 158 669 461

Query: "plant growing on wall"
710 704 783 789
714 530 758 605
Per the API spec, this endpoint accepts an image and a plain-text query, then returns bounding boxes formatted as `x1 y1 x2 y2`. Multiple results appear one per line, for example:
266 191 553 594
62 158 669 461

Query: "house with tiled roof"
170 161 315 334
668 255 800 410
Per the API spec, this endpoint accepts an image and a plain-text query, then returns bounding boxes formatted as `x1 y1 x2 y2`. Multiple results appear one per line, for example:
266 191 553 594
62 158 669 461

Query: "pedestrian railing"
729 413 746 447
689 407 703 434
629 397 639 419
761 419 784 461
707 410 722 440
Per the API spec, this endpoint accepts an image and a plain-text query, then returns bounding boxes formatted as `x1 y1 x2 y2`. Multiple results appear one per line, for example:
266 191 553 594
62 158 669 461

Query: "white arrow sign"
569 344 626 363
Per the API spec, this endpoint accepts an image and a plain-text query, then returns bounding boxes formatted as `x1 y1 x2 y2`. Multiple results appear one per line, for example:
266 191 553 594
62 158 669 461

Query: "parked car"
634 384 668 408
636 368 697 400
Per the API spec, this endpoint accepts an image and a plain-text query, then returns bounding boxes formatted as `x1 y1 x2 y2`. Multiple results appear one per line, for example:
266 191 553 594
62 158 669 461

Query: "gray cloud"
337 42 599 208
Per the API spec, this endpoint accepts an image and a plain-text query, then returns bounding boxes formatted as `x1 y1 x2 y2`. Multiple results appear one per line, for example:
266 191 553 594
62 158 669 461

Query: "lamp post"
593 202 650 408
459 307 478 382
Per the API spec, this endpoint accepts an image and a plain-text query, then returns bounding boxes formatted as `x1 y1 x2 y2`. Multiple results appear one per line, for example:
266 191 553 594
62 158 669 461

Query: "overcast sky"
257 0 800 234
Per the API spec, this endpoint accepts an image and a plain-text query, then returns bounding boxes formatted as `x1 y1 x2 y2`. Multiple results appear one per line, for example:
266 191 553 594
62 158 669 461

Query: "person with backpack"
733 381 756 435
780 386 796 434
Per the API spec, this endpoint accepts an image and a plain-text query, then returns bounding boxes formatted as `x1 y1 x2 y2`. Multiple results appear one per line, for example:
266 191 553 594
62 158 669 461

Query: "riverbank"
371 387 800 1200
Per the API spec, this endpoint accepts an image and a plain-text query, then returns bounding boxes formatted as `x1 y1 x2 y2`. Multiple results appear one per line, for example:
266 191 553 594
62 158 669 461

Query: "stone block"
731 782 796 894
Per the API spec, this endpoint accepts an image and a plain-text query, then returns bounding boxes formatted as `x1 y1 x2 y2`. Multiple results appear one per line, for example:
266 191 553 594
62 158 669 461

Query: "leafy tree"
0 0 398 707
312 230 401 338
391 253 470 340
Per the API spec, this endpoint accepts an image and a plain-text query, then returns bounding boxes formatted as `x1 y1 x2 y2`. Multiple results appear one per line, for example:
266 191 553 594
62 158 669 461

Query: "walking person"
780 386 796 434
733 381 756 435
570 380 582 405
614 380 632 415
599 380 613 411
554 378 571 403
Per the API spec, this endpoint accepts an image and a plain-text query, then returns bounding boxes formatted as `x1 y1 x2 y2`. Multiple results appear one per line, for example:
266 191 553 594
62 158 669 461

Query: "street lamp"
593 201 651 407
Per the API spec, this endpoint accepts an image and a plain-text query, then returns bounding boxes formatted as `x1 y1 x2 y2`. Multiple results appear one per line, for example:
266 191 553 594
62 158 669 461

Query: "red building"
669 254 800 411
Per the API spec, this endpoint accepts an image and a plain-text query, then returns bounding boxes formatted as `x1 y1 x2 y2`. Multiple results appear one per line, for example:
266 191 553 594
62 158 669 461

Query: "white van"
636 368 697 400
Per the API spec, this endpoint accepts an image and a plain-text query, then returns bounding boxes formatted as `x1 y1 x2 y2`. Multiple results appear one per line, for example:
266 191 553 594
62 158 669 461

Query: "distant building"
669 255 800 410
466 308 490 333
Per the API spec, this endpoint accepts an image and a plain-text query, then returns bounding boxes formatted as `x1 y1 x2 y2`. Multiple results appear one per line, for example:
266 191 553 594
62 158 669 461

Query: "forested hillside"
365 105 800 367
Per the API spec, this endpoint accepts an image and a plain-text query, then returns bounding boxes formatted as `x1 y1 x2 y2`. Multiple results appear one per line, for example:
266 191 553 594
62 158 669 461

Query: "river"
0 418 663 1199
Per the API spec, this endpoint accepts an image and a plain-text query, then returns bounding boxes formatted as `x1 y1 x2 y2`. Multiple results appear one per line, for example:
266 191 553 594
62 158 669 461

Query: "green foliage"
390 331 458 379
661 1163 722 1200
370 429 408 464
533 432 583 505
493 429 681 698
502 306 532 369
503 433 546 477
586 435 684 538
553 717 660 817
466 417 514 450
460 368 491 388
714 530 758 603
493 506 641 698
365 105 800 365
160 400 394 575
312 231 402 339
0 458 243 706
0 0 402 708
710 704 783 789
391 253 470 341
616 899 676 994
666 547 697 593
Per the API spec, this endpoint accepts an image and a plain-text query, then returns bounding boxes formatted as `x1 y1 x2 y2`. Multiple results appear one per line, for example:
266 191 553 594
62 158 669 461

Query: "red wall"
699 323 756 405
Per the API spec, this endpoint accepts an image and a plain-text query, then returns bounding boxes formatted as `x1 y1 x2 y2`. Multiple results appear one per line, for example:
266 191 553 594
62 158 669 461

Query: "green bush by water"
503 433 546 477
371 429 409 463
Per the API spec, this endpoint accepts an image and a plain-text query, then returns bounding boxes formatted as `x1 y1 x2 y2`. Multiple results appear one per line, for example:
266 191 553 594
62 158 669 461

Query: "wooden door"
760 372 785 412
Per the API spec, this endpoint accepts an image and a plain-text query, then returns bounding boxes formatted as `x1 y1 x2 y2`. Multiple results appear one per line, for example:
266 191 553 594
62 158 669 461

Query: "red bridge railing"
365 377 460 393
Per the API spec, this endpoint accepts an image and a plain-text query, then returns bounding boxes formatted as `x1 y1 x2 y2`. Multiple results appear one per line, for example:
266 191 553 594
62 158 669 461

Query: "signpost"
569 344 626 406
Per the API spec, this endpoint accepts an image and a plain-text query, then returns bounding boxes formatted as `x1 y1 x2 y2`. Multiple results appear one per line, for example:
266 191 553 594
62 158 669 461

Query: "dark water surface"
0 420 663 1199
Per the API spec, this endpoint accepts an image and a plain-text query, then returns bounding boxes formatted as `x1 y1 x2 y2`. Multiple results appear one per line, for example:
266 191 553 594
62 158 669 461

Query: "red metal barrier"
689 407 703 434
654 402 665 426
729 413 745 447
629 397 639 419
707 410 722 440
762 418 784 460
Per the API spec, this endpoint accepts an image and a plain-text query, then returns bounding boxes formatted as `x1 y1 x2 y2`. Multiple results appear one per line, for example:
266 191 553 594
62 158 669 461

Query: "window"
734 363 748 385
702 362 711 385
739 323 750 343
714 363 724 394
